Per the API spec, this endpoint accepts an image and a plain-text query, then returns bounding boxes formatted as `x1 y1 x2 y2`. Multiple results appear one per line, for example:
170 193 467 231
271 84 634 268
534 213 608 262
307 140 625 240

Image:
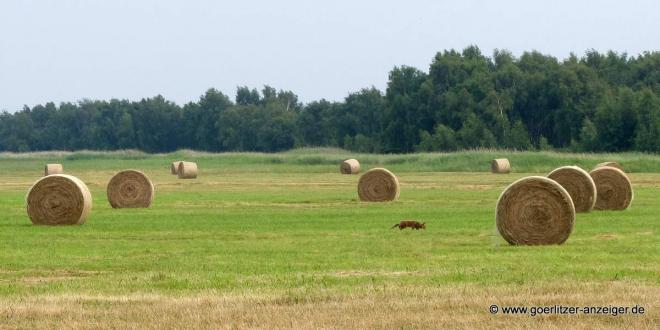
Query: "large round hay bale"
589 166 633 210
491 158 511 174
593 161 624 172
357 168 400 202
340 159 360 174
171 161 183 175
177 161 198 179
26 174 92 225
107 170 154 208
547 166 597 213
496 176 575 245
44 164 64 176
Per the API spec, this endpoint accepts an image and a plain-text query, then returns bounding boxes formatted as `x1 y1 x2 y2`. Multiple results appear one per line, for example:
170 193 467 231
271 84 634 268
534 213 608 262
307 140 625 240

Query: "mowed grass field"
0 149 658 329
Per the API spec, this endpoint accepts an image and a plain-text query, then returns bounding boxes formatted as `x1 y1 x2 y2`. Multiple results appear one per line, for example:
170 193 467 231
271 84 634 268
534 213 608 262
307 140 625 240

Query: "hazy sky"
1 0 658 112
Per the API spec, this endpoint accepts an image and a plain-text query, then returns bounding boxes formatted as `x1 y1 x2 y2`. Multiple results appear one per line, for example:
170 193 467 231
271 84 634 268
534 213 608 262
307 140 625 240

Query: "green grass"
3 147 660 172
0 149 657 301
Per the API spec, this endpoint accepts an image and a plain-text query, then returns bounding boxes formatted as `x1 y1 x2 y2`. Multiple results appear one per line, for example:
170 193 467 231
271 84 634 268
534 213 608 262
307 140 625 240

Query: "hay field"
0 149 658 329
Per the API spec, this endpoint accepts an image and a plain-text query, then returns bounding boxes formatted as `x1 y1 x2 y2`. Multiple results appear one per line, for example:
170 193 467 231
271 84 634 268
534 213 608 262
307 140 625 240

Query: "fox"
390 220 426 230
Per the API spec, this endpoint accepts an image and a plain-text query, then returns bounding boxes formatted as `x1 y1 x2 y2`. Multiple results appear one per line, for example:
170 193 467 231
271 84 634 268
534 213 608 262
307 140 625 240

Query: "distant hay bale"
107 170 154 208
171 161 183 175
26 174 92 225
340 159 360 174
44 164 63 176
177 161 198 179
547 166 597 213
357 168 400 202
496 176 575 245
491 158 511 174
589 167 633 210
593 161 624 172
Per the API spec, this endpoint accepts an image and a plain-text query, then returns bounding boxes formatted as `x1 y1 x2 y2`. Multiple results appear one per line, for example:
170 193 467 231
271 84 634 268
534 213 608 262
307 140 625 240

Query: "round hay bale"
496 176 575 245
589 166 633 210
107 170 154 208
177 161 198 179
44 163 64 176
357 168 400 202
340 159 360 174
593 161 624 172
171 161 183 175
491 158 511 174
547 166 597 213
26 174 92 225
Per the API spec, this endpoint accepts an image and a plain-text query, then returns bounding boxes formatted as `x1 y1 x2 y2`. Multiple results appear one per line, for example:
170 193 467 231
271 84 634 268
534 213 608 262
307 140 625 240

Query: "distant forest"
1 46 659 153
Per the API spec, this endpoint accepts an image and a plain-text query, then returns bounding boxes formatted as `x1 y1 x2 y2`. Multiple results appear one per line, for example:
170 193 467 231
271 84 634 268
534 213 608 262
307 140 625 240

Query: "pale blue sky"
1 0 658 111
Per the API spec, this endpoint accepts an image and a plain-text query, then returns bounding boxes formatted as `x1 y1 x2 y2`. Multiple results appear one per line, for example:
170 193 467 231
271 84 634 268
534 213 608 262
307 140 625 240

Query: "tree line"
1 46 659 153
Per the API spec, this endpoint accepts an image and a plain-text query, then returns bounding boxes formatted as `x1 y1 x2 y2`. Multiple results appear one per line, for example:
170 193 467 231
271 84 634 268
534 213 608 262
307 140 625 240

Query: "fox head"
420 222 426 229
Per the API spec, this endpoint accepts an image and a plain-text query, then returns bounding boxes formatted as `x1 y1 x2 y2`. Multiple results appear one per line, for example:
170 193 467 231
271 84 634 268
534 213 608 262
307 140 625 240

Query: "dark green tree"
634 89 660 152
415 124 457 151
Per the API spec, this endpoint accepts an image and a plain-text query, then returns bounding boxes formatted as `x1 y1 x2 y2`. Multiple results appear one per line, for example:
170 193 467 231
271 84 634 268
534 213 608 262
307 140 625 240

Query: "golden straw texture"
340 159 360 174
496 176 575 245
171 161 183 175
589 166 633 210
491 159 511 174
357 168 400 202
26 174 92 225
593 161 624 172
44 164 63 176
107 170 154 208
547 166 597 213
177 162 198 179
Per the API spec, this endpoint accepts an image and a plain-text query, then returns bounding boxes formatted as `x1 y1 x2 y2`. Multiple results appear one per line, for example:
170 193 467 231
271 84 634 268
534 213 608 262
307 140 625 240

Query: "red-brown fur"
390 220 426 230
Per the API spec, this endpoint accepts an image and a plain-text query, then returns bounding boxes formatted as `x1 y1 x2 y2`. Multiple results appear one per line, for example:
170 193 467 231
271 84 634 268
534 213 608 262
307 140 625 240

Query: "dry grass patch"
0 282 657 329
